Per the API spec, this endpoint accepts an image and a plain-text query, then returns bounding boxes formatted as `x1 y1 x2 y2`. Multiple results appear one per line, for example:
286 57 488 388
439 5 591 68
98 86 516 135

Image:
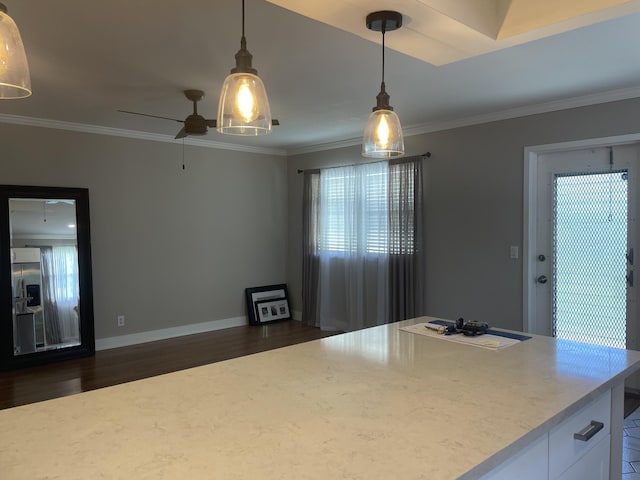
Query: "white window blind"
317 161 415 255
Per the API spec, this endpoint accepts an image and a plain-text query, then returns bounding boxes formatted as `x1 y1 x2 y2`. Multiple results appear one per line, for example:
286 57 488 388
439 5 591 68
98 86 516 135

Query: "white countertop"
2 317 640 479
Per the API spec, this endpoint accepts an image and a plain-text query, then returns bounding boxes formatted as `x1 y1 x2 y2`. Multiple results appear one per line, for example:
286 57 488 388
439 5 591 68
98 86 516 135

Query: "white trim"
286 137 362 156
522 132 640 334
95 316 248 351
288 86 640 156
522 147 537 333
0 113 288 156
3 86 640 158
12 234 76 240
404 85 640 140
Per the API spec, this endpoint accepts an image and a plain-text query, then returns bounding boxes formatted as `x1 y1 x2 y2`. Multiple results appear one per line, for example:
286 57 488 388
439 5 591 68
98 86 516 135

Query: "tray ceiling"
266 0 640 65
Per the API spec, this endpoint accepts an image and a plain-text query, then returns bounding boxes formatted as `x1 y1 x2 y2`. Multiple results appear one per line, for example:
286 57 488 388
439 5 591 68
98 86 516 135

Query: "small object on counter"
425 323 447 334
460 320 489 336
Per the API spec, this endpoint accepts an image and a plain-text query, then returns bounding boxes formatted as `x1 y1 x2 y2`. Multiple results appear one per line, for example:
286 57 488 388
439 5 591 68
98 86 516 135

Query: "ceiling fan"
118 89 279 139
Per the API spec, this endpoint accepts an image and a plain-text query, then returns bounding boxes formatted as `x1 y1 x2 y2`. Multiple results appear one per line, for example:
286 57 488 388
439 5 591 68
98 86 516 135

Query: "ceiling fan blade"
118 110 184 123
175 127 188 139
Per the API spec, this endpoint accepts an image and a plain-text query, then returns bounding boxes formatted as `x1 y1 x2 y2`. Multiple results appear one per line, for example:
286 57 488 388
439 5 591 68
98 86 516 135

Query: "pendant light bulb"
362 11 404 159
236 78 258 122
0 3 31 99
376 114 390 146
217 0 272 136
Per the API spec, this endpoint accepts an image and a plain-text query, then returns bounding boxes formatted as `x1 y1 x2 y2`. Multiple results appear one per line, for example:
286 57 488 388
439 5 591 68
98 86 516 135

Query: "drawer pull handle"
573 420 604 442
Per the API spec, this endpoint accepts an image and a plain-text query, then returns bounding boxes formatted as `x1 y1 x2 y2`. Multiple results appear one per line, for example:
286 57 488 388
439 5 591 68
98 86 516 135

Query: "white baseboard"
95 316 248 351
96 310 305 351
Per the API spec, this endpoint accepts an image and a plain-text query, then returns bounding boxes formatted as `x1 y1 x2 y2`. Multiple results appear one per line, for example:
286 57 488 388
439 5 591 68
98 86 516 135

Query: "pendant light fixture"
0 2 31 99
217 0 272 136
362 11 404 158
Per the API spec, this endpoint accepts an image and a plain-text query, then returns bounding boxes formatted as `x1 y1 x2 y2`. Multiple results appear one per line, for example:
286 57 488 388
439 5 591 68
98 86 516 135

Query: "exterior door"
535 144 638 351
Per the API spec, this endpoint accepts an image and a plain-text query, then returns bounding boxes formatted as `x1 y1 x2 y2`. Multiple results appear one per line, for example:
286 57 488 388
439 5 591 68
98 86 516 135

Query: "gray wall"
0 123 288 341
286 97 640 331
3 96 639 344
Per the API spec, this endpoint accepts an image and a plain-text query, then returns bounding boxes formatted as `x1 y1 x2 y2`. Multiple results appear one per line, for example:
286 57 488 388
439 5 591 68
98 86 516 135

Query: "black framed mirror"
0 185 94 369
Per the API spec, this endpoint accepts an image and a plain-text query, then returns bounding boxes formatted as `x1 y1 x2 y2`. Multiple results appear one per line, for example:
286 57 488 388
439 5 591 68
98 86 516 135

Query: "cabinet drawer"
555 433 610 480
549 390 611 479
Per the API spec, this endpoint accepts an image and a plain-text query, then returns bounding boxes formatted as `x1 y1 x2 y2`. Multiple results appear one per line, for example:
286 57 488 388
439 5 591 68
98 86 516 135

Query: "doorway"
524 137 640 354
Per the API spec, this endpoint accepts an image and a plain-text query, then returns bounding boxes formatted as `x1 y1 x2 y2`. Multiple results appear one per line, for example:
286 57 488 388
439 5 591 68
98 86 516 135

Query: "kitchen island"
1 316 640 479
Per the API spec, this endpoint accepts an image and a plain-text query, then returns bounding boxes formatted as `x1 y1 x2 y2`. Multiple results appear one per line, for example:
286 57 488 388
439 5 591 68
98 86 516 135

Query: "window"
314 161 416 255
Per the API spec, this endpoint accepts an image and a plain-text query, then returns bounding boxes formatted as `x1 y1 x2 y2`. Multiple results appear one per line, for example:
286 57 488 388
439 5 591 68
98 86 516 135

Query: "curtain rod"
297 152 431 174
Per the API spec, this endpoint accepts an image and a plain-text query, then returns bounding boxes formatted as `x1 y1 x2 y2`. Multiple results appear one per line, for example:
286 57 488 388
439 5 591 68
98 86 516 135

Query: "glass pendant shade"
362 108 404 158
217 72 271 135
0 5 30 99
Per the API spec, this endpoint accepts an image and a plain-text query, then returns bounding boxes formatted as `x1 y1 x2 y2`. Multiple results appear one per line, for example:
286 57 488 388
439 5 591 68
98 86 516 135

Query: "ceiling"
9 199 77 239
1 0 640 156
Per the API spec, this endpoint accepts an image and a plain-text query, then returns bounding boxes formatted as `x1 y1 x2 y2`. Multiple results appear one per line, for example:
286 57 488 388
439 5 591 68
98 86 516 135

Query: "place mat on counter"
400 322 524 350
429 319 532 341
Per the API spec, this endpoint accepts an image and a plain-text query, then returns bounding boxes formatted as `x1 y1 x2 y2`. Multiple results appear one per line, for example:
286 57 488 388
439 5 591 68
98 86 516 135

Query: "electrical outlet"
117 315 125 327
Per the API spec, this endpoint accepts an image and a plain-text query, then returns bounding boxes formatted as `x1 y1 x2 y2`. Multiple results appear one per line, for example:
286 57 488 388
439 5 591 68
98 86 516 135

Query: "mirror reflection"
9 198 80 355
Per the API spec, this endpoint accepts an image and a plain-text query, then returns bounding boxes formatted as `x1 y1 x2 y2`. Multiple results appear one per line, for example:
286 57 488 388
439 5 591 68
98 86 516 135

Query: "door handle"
627 270 634 287
536 275 548 284
628 248 634 266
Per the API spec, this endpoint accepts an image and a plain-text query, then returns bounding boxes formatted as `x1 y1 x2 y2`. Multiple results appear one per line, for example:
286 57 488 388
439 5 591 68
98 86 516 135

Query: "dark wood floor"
0 320 338 410
626 391 640 418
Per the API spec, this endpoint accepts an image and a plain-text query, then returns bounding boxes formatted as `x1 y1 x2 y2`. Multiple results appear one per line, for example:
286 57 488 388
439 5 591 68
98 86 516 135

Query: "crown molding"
0 113 288 156
286 137 363 156
286 85 640 156
2 84 640 158
403 85 640 137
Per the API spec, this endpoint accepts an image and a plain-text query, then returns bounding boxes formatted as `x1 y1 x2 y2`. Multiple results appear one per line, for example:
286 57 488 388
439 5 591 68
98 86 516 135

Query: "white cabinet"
11 247 40 263
480 433 548 480
482 389 612 480
549 390 611 479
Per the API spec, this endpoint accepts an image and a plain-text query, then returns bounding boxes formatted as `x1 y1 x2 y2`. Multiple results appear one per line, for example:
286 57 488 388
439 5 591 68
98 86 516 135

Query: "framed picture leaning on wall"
244 284 290 325
255 297 290 323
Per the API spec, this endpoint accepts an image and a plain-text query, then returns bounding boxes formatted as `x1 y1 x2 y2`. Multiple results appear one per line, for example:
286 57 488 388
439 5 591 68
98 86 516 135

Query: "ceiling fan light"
0 4 30 99
217 72 271 135
362 108 404 158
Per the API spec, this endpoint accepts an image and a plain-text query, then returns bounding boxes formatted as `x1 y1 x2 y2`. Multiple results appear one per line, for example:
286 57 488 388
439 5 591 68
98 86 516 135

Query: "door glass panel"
553 171 628 348
9 198 80 355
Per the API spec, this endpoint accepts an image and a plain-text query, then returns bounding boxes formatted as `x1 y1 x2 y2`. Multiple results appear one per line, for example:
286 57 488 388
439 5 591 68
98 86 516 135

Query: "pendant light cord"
242 0 245 38
381 27 386 85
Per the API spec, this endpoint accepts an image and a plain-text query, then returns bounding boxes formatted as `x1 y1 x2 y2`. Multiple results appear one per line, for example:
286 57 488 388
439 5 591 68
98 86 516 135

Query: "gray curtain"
388 157 425 322
302 170 320 327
